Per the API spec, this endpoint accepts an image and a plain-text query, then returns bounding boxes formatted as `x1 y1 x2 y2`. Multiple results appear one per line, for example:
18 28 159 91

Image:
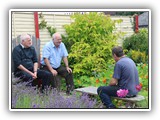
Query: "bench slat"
75 86 145 102
75 86 98 95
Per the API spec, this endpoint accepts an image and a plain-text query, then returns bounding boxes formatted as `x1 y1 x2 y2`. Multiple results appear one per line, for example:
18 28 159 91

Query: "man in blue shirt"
97 46 140 108
12 34 52 91
41 32 74 95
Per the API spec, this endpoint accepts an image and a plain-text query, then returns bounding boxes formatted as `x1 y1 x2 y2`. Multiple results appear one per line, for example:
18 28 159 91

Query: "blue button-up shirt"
41 40 68 69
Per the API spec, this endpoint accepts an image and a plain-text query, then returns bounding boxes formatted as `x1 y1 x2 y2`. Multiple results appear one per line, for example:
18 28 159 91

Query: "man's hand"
30 72 37 79
33 71 37 79
51 69 58 76
18 65 37 79
66 66 72 73
109 78 118 86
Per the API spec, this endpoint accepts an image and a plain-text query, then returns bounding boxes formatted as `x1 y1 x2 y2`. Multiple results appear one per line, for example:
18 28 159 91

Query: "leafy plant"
47 26 56 37
127 50 148 63
136 63 148 91
39 19 47 29
73 64 114 88
38 12 56 36
123 28 148 55
64 12 124 77
39 13 47 29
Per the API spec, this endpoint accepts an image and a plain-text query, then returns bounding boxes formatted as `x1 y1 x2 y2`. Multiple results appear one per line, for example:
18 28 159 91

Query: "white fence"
11 12 134 54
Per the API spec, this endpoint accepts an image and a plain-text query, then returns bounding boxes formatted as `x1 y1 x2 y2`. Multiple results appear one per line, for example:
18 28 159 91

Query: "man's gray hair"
52 32 61 40
20 34 31 42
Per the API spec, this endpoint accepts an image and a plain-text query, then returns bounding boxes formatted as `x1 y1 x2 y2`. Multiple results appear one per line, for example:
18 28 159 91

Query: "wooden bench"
75 86 145 108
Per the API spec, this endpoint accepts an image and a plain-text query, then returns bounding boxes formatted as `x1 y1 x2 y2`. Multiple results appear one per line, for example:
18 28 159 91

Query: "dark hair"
112 46 124 57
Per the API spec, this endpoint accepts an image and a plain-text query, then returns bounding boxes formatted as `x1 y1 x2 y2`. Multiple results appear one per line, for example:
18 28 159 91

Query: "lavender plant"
12 82 97 109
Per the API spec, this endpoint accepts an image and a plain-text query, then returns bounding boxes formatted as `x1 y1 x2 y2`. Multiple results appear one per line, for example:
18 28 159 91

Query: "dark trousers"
14 69 52 90
97 86 119 108
41 65 74 92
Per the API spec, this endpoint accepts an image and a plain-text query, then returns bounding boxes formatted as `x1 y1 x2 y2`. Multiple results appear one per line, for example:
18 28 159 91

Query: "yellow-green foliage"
64 12 124 77
127 50 148 63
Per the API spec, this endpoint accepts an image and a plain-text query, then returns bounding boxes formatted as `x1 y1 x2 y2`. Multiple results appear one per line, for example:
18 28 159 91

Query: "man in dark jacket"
12 34 52 91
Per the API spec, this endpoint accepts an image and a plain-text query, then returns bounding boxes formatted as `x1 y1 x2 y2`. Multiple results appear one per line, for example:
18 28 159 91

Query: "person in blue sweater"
97 46 140 108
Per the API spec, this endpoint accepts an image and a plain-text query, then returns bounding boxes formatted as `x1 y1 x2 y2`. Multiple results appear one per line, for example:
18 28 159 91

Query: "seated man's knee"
97 86 103 95
15 71 32 81
45 71 53 80
66 72 73 78
22 73 32 81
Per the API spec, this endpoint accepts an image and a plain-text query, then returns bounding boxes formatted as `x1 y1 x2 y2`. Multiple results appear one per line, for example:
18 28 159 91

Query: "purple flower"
12 83 97 108
117 89 128 98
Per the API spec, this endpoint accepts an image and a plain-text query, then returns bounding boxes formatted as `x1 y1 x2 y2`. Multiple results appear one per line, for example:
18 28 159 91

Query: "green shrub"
137 63 148 91
127 50 148 63
74 64 114 88
64 12 123 77
123 28 148 55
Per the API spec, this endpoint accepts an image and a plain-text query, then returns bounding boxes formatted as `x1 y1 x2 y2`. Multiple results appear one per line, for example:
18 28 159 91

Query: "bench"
75 86 145 108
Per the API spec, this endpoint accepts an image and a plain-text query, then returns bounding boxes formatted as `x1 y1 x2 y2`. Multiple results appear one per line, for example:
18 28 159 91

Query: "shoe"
66 85 70 95
126 95 136 98
66 91 71 95
107 105 117 109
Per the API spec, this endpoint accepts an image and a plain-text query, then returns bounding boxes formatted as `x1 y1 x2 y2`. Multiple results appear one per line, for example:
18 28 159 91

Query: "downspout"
135 15 139 33
34 12 40 67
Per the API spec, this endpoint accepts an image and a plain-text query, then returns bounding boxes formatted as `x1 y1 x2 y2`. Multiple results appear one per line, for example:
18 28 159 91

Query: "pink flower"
117 89 128 98
136 84 142 91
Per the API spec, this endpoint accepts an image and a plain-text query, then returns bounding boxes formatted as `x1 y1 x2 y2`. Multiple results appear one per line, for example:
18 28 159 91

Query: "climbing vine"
39 13 47 29
46 26 56 37
38 12 56 37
